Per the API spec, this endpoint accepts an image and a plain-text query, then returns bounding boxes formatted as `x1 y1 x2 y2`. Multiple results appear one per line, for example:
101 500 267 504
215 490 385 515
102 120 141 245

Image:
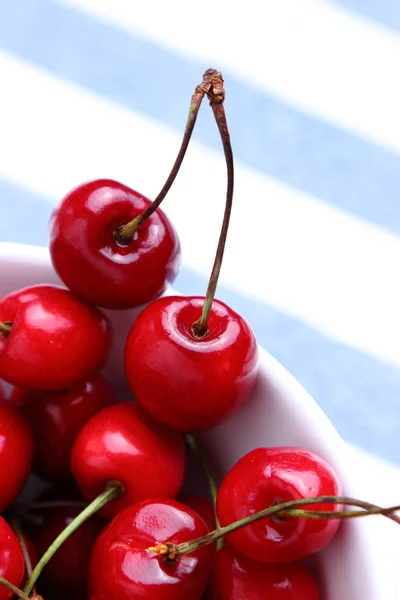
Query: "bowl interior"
0 242 393 599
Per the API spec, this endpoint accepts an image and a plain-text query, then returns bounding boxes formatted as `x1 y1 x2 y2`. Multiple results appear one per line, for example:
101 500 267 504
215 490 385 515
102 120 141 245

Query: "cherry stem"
191 74 233 337
0 321 12 339
146 495 400 560
185 434 222 549
13 524 34 581
0 577 30 600
116 69 223 243
23 481 122 595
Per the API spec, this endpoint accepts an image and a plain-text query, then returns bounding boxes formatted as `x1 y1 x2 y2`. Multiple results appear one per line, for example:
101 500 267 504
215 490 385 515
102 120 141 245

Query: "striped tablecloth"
0 0 399 583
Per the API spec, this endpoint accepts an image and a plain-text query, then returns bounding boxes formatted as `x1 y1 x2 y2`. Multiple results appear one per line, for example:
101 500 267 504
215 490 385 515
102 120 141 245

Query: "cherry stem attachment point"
0 321 12 339
23 481 122 595
116 69 223 244
192 72 233 337
0 576 30 600
146 495 400 560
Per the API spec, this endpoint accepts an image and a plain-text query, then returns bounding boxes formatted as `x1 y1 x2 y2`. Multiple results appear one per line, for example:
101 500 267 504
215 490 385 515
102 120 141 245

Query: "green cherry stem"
191 72 233 337
283 505 400 520
185 434 222 549
147 495 400 560
23 481 122 595
0 577 30 600
0 321 12 339
116 69 223 243
185 435 218 507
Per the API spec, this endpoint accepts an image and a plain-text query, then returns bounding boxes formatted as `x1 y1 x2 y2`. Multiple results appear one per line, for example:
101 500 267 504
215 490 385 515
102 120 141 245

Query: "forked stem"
23 481 122 595
147 495 400 560
191 75 233 337
116 69 224 243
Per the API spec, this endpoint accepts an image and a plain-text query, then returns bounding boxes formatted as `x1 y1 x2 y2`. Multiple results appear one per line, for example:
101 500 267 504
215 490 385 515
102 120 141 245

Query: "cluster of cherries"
0 69 395 600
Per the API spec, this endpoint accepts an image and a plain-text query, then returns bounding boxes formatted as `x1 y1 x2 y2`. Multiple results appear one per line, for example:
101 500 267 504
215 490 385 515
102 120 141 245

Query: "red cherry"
0 403 33 512
216 447 342 564
88 498 213 600
178 493 216 533
49 179 180 309
10 375 116 482
33 504 105 596
124 296 258 431
71 403 186 519
207 545 320 599
0 518 25 600
0 285 111 391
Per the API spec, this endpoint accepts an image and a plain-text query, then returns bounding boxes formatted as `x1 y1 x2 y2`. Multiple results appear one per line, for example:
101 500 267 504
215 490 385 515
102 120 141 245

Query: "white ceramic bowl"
0 242 394 599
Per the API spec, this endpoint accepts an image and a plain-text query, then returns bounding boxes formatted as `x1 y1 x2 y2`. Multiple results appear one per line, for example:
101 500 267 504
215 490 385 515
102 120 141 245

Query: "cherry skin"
206 545 320 599
10 375 116 482
216 447 342 564
71 402 186 519
0 402 34 512
49 179 181 309
0 285 111 391
88 498 213 600
0 517 25 600
124 296 258 431
178 493 216 533
33 504 105 597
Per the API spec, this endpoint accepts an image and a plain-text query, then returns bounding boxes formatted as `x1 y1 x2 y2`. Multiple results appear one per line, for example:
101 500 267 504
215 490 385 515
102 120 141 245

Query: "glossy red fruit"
0 518 25 600
49 179 180 309
124 296 258 431
71 403 186 519
0 285 111 391
178 494 216 533
10 375 116 482
89 498 213 600
217 447 341 564
33 505 105 596
0 403 34 512
207 545 320 599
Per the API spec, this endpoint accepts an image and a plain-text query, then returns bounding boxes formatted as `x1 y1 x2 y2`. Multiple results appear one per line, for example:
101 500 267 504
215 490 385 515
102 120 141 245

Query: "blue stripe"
332 0 400 33
0 179 52 246
1 0 400 236
0 180 398 465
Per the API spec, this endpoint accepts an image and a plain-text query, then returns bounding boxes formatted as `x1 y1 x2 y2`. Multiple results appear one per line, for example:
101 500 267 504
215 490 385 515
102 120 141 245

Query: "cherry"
88 498 213 600
216 447 342 564
0 518 25 600
10 375 116 482
71 402 186 519
206 545 320 599
0 403 34 512
124 296 258 431
0 285 111 391
178 493 216 533
49 180 180 309
32 503 105 597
